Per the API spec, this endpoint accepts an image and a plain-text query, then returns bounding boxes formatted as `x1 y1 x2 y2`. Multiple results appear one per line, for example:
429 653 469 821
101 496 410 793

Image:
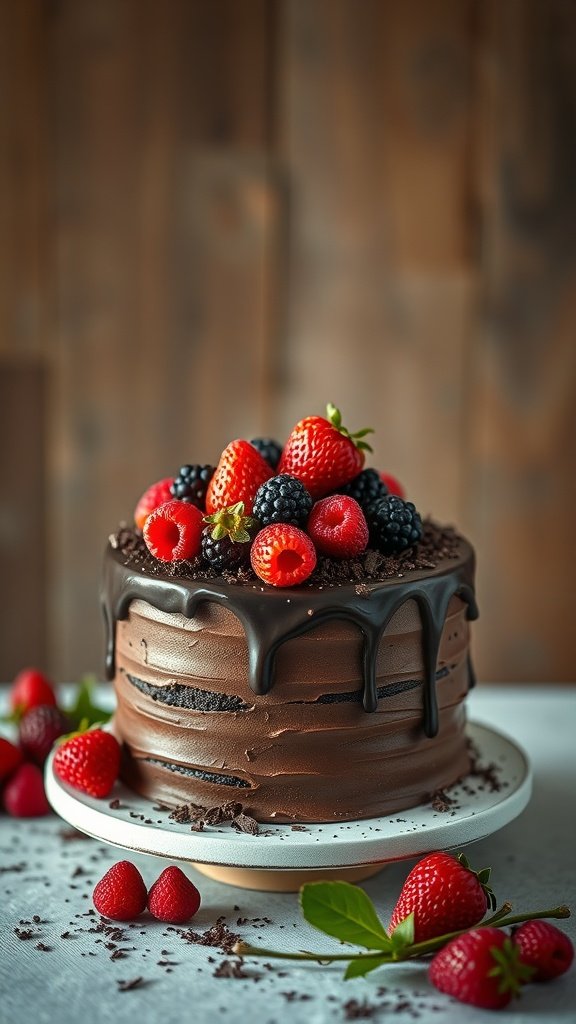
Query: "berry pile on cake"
104 404 478 823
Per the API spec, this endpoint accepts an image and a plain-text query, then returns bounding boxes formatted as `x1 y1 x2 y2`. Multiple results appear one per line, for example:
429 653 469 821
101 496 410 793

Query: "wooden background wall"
1 0 575 684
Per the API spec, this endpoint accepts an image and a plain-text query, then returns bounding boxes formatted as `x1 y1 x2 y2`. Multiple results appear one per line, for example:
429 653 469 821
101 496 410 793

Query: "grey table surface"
1 685 575 1024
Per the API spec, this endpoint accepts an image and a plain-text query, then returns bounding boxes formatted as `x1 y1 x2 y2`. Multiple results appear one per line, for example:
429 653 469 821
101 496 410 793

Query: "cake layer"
103 531 477 822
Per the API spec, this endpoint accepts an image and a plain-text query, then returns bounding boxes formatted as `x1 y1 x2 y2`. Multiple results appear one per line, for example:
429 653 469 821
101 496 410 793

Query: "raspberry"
3 762 51 817
143 500 204 561
92 861 148 921
134 477 175 530
379 471 405 499
253 474 313 529
147 865 201 924
307 495 368 558
337 468 389 512
170 464 215 509
513 921 574 981
249 437 283 470
251 524 317 587
19 704 70 765
366 495 423 555
0 736 23 782
10 668 56 718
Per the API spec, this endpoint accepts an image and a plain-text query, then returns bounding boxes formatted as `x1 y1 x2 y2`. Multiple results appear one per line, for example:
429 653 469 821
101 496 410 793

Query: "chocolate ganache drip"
102 535 477 739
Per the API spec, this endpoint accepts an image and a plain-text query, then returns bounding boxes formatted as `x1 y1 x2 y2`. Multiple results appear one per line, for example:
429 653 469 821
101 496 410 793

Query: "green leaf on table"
344 954 391 980
300 881 392 951
68 676 112 729
389 912 415 952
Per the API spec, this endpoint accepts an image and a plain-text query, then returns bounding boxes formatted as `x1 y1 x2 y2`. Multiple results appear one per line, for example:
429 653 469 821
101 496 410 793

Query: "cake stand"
45 721 531 891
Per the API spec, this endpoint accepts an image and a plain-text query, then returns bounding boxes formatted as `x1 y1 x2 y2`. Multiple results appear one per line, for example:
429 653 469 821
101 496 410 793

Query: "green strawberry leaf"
68 676 112 729
344 954 390 979
300 881 392 951
389 912 415 952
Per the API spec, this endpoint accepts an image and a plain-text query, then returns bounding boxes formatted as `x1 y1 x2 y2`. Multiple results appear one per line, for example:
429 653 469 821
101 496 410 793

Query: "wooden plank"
49 0 279 678
465 0 576 681
278 0 478 523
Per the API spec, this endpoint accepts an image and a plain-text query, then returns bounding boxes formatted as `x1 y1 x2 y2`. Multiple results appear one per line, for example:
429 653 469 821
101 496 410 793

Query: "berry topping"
367 495 423 555
251 524 317 587
201 502 256 571
143 500 204 561
278 403 373 499
429 927 531 1010
513 921 574 981
92 861 148 921
336 468 389 511
389 852 494 944
2 762 51 817
253 474 313 529
307 495 369 558
170 464 215 509
134 477 175 530
53 728 121 799
379 471 406 499
147 865 201 924
206 439 273 515
250 437 283 470
0 736 23 782
19 704 70 765
10 668 56 719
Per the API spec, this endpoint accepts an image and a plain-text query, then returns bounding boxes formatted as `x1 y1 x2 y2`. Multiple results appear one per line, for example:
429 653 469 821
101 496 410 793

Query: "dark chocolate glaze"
102 535 477 738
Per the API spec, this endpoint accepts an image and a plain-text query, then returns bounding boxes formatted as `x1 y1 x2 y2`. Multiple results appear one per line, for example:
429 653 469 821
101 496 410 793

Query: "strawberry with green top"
53 727 121 798
429 927 534 1009
278 403 373 499
206 439 273 515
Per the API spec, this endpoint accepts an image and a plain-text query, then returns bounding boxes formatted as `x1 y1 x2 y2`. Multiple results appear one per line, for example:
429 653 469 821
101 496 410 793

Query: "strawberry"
143 500 204 561
205 439 273 515
379 471 406 499
250 523 317 587
147 865 201 924
134 477 175 530
277 403 373 499
19 704 70 765
3 762 51 817
0 736 23 782
10 668 56 718
429 927 531 1009
513 921 574 981
307 495 369 557
92 861 148 921
388 852 494 943
53 728 121 798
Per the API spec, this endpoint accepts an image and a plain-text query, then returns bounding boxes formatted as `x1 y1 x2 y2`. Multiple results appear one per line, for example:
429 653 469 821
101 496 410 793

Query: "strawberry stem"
233 905 571 967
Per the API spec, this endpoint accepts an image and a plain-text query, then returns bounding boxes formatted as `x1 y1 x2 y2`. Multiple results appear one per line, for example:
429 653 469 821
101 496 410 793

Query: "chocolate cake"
103 406 478 823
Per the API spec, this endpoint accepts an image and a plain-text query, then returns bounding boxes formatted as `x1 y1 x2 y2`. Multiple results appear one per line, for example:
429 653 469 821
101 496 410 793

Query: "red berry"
278 404 372 499
430 927 530 1010
250 524 317 587
0 736 23 782
379 471 405 499
92 861 148 921
513 920 574 981
205 439 273 515
389 852 491 943
3 762 51 817
19 704 70 765
134 477 175 530
147 866 201 924
307 495 368 557
10 668 56 718
53 728 121 798
143 500 204 561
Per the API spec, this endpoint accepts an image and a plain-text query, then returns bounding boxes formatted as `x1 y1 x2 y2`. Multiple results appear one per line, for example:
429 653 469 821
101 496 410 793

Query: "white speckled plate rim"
44 721 532 871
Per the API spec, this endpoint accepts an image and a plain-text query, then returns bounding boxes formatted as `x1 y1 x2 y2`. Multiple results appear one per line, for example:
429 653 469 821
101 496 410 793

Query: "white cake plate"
45 722 531 891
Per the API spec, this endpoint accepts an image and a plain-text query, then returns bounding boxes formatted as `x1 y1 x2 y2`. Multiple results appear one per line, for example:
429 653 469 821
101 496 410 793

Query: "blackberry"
367 495 423 555
252 474 313 528
171 464 215 509
201 527 250 572
249 437 283 470
337 468 388 511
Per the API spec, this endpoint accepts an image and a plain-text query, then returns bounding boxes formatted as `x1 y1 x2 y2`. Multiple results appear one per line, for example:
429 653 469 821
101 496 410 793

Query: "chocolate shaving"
117 977 146 992
178 916 239 955
231 812 259 835
213 958 253 979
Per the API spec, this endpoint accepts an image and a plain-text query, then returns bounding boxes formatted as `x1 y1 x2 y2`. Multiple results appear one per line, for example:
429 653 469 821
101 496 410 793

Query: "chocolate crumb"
232 812 259 835
117 977 146 992
35 943 52 952
178 916 239 955
343 999 379 1019
213 958 253 979
14 928 35 940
